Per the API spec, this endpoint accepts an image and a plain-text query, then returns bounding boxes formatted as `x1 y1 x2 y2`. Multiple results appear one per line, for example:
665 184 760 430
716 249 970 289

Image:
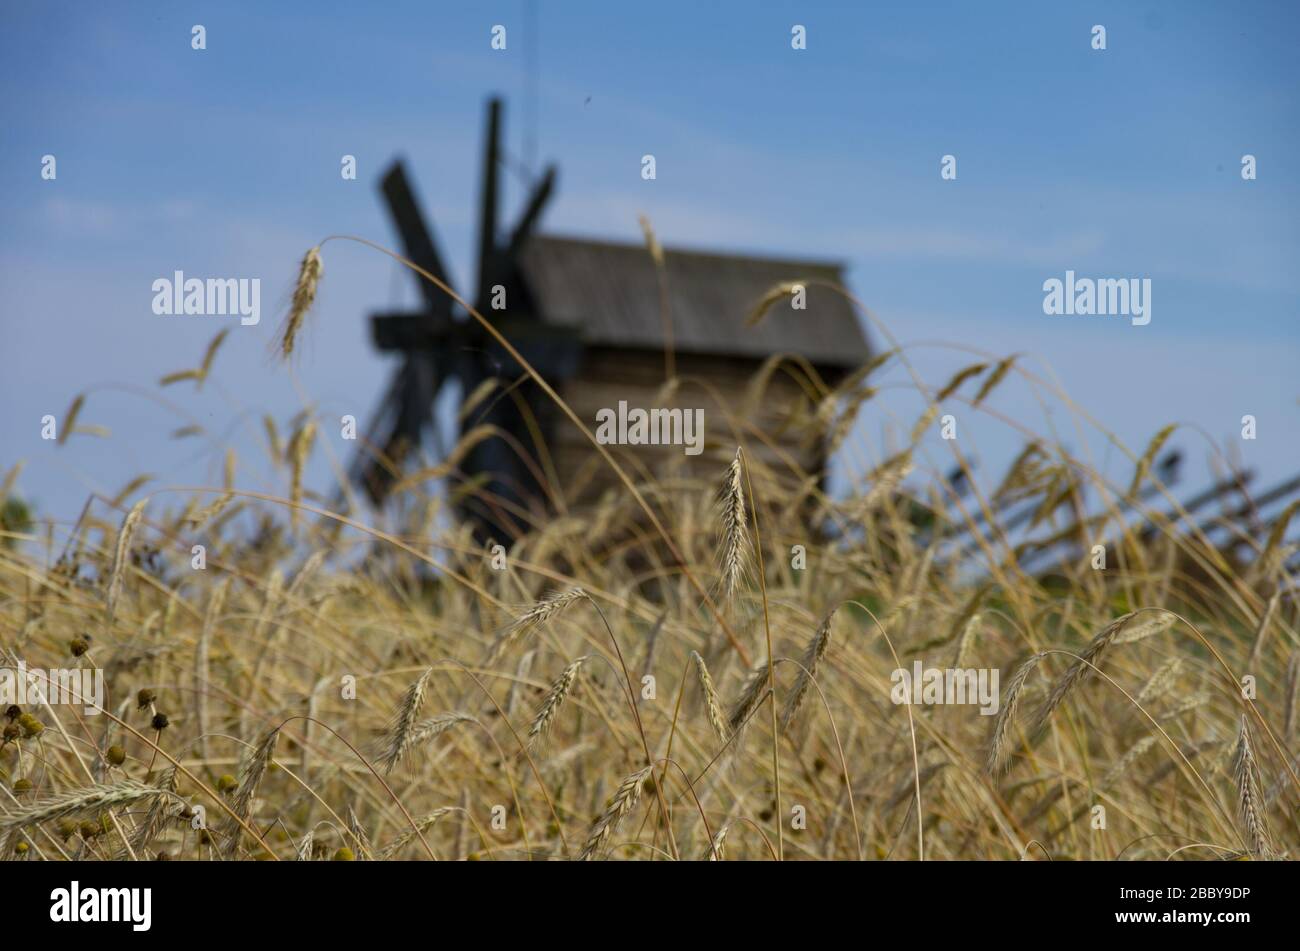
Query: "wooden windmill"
353 96 874 543
351 98 582 541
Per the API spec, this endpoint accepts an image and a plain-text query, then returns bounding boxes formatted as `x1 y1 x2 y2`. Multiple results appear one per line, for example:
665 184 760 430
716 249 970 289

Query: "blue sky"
1 1 1297 531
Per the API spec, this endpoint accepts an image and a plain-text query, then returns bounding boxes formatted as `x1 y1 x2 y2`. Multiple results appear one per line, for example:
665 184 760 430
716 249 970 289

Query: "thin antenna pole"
524 0 539 176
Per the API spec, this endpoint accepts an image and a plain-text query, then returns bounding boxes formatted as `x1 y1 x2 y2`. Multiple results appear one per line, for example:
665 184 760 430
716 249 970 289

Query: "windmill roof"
517 234 871 369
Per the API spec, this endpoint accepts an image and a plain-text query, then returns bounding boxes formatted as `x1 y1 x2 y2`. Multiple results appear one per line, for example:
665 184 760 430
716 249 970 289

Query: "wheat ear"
781 608 836 732
276 246 323 360
987 651 1046 775
691 651 729 743
378 667 434 773
528 656 587 748
1233 714 1272 858
578 765 654 860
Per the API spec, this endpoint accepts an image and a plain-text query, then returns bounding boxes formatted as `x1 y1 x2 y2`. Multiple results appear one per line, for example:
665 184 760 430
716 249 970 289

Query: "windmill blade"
475 97 502 310
356 350 448 506
506 164 557 260
380 161 455 325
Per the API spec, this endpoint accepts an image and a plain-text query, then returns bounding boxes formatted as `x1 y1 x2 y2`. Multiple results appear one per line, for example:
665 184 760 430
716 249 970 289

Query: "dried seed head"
528 657 587 748
18 714 43 738
781 608 836 732
691 651 729 744
1233 715 1272 858
579 765 654 860
717 448 750 606
277 246 323 361
987 651 1046 776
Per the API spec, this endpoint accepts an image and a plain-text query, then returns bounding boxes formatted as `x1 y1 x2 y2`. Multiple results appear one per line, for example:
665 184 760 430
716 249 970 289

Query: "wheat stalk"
276 246 323 360
781 608 836 732
407 712 477 748
378 667 435 773
487 587 587 664
578 765 654 860
378 808 455 858
1233 714 1271 858
220 726 280 857
727 661 771 735
987 651 1046 775
703 821 731 860
105 499 146 626
1032 615 1138 735
1 780 180 833
528 656 587 748
718 448 749 606
691 650 729 743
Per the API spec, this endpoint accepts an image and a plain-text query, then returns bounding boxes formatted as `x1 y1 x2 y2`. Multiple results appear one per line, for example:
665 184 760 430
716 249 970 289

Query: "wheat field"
0 242 1295 862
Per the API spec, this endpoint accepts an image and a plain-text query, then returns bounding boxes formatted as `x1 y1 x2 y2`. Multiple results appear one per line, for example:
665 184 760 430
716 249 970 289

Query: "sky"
1 1 1297 535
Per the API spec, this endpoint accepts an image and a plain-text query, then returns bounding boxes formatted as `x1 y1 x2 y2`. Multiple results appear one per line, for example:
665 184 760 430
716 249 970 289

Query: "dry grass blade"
1246 592 1279 671
1284 650 1299 741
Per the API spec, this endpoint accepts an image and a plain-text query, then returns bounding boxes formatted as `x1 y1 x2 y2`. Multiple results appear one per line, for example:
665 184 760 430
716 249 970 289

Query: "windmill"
352 98 875 548
350 97 582 542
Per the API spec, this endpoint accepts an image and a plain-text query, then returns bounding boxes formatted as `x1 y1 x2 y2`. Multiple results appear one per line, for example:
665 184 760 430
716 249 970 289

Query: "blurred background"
1 0 1297 532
